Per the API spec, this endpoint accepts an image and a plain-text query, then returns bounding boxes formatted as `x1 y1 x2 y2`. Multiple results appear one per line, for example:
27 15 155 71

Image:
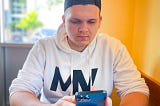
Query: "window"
0 0 64 43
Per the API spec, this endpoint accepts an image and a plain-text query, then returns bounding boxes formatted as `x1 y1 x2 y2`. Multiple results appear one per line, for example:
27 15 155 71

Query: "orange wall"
100 0 160 82
100 0 134 54
133 0 160 81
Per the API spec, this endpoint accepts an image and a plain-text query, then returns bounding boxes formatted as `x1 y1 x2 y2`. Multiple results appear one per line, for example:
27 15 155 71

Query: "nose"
78 22 89 33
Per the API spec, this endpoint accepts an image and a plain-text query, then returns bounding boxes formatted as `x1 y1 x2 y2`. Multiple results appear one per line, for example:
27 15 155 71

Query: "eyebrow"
71 18 97 21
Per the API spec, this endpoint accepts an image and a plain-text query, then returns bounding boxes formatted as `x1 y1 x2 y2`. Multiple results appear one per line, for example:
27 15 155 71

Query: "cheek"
66 24 77 33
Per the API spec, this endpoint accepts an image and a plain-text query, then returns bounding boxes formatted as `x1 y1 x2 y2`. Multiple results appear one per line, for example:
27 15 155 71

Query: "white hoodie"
9 24 149 103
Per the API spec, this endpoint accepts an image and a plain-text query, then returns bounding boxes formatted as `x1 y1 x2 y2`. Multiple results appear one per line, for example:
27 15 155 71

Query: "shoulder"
95 33 129 58
96 33 124 48
38 36 55 44
33 36 56 48
29 36 57 55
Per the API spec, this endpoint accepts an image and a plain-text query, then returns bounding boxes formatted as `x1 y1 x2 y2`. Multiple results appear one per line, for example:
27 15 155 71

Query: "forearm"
120 92 149 106
10 91 51 106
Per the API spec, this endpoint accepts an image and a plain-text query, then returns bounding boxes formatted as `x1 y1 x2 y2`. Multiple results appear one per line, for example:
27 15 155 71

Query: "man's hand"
91 86 112 106
10 91 76 106
105 97 112 106
54 95 112 106
53 96 76 106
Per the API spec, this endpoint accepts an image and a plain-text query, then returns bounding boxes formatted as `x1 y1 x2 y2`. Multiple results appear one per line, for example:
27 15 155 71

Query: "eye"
70 19 81 24
88 20 96 24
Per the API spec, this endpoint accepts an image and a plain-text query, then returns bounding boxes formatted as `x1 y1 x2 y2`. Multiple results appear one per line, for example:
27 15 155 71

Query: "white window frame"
0 0 5 43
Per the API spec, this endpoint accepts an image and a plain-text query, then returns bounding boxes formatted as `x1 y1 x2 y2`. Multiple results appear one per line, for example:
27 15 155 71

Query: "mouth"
78 34 89 37
77 35 89 40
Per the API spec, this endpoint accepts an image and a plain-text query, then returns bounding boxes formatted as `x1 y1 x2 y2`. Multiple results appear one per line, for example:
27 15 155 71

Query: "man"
9 0 149 106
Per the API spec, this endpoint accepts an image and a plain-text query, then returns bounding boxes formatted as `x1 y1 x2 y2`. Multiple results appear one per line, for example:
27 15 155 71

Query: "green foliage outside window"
15 11 43 30
18 0 26 3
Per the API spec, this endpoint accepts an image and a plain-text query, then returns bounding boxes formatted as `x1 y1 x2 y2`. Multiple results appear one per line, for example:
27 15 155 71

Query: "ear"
100 15 102 22
62 15 65 24
98 15 102 28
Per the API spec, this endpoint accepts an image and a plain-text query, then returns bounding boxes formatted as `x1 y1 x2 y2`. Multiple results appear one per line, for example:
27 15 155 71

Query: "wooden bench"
111 72 160 106
141 72 160 106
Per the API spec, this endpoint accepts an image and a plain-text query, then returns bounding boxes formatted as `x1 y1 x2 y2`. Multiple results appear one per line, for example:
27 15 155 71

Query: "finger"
63 100 76 106
105 97 112 106
62 96 76 103
56 99 76 106
91 86 96 91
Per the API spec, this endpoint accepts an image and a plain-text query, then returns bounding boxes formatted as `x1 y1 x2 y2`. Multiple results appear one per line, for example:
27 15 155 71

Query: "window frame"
0 0 5 43
0 0 64 44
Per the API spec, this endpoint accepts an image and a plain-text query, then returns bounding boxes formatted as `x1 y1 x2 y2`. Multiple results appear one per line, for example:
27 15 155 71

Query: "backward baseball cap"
64 0 101 11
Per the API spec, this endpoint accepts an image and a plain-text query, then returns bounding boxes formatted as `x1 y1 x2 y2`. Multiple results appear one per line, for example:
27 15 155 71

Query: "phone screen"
75 90 107 106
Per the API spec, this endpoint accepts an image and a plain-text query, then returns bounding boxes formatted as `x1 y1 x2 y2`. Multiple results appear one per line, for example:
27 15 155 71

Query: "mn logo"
50 66 98 94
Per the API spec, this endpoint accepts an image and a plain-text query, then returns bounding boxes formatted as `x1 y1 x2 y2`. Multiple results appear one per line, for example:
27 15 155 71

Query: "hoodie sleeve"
9 41 46 97
113 44 149 99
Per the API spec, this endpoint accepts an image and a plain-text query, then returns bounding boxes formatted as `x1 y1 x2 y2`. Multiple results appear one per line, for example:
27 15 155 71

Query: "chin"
79 43 89 48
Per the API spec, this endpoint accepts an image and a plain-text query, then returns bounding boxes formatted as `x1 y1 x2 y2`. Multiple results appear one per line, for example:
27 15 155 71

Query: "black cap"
64 0 101 12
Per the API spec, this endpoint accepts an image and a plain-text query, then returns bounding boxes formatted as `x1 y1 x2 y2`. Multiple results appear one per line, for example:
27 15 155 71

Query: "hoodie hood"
54 24 97 54
54 24 99 94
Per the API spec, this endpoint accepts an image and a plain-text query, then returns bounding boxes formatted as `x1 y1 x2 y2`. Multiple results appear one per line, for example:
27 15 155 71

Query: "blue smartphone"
75 90 107 106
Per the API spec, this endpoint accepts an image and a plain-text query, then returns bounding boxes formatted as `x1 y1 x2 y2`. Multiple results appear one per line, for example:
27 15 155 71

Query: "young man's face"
62 4 102 51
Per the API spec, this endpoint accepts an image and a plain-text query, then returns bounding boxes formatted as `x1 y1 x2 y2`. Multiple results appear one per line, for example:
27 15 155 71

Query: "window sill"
0 43 33 48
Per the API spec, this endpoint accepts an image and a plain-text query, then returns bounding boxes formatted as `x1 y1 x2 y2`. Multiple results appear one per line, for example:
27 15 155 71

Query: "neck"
67 37 87 52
